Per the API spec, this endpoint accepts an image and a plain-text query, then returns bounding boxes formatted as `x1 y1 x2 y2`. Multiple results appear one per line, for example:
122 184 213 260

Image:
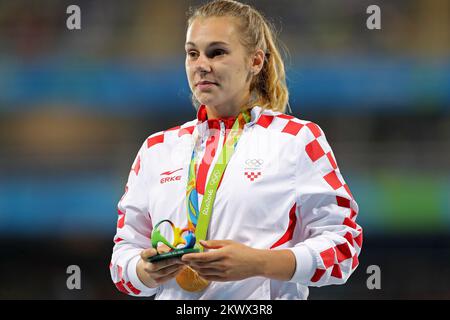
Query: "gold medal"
176 266 210 292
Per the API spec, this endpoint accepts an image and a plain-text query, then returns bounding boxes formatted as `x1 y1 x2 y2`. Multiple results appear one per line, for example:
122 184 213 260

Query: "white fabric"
110 106 362 299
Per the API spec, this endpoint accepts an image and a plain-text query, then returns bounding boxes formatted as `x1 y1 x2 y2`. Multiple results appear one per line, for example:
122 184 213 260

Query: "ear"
250 49 266 76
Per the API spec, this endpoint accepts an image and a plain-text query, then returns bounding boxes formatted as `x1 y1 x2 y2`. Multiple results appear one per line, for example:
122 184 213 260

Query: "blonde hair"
187 0 291 113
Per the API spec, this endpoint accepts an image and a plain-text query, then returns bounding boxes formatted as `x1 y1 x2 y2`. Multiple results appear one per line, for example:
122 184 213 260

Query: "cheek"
219 64 246 85
231 59 249 80
185 66 195 87
229 66 249 89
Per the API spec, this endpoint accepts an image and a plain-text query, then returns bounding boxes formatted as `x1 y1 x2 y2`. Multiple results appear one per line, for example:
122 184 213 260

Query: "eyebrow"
185 41 230 47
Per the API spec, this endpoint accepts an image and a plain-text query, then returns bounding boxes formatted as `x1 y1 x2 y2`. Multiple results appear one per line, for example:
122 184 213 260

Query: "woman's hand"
137 244 186 288
181 240 268 282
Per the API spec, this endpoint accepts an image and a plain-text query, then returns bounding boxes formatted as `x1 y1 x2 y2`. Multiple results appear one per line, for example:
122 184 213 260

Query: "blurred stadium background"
0 0 449 299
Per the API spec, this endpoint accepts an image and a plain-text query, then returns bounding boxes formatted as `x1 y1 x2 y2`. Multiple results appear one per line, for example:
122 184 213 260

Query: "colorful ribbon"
187 109 251 250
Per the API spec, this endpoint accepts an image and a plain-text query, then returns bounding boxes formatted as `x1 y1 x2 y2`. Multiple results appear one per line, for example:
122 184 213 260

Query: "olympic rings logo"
245 159 264 167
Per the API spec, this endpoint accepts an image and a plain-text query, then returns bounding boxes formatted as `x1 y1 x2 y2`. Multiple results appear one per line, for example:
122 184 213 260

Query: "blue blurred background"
0 0 449 299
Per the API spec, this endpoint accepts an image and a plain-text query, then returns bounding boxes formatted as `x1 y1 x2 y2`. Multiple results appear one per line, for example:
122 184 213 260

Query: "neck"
206 105 240 120
206 92 251 120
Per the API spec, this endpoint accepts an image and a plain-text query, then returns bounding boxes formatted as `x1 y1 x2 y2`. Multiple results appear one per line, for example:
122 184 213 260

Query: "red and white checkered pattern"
111 264 142 295
111 105 362 299
253 111 362 286
244 171 261 181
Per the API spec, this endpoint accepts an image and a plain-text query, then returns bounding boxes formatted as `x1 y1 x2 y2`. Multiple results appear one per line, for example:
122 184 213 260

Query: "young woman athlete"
110 0 362 300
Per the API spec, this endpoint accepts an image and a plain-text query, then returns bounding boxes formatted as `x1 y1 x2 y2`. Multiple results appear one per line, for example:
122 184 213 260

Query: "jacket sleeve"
110 140 160 297
287 122 363 287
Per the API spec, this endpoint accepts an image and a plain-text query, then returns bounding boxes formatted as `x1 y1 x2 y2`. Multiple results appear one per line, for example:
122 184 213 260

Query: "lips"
196 81 218 87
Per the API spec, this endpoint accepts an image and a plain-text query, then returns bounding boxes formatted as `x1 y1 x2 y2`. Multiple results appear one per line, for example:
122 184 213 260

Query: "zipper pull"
219 121 226 162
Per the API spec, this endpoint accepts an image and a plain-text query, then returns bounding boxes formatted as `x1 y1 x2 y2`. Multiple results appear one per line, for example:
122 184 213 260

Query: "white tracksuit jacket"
110 105 363 300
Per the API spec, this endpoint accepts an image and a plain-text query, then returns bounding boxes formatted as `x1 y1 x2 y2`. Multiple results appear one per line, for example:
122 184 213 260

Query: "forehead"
186 16 240 47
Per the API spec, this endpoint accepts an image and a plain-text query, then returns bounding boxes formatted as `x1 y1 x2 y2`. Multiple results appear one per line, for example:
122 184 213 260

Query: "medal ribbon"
186 109 251 251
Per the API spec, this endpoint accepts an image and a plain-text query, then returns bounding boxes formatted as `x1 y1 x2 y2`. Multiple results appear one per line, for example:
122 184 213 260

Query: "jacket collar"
195 104 263 133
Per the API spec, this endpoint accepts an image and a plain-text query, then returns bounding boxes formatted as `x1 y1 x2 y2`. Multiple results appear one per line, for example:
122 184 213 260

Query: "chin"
196 95 219 107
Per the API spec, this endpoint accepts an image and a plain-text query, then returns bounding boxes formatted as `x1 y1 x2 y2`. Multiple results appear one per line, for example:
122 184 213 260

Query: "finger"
182 251 222 263
187 261 224 270
153 267 185 284
149 264 184 278
140 243 172 260
200 240 231 249
201 275 227 282
157 243 172 254
195 267 224 277
141 248 158 260
150 257 184 271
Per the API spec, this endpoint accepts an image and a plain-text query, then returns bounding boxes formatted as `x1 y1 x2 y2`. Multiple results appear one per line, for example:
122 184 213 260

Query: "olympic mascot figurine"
149 219 209 292
149 219 198 262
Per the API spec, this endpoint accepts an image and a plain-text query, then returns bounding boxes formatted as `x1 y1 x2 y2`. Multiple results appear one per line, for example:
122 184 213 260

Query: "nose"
193 53 212 74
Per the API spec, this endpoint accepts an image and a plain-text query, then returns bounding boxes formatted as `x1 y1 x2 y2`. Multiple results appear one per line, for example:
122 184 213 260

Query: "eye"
187 50 199 59
214 49 225 56
209 49 226 58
